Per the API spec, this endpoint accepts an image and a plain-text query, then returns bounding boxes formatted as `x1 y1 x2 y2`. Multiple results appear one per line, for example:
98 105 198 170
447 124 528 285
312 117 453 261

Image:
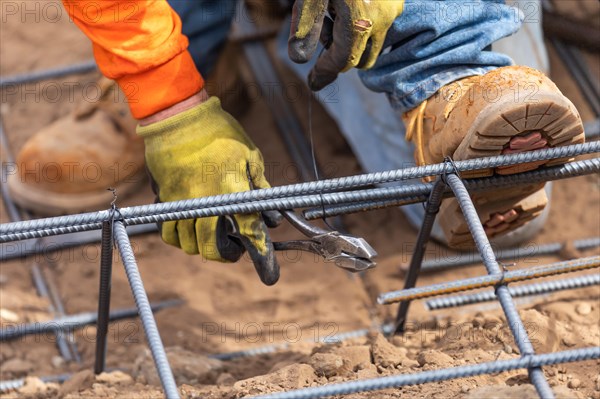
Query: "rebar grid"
378 256 600 303
0 300 182 341
426 273 600 310
1 142 598 243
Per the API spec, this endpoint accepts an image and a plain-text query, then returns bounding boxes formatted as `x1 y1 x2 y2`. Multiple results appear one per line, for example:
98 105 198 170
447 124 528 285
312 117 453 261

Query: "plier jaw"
273 211 378 273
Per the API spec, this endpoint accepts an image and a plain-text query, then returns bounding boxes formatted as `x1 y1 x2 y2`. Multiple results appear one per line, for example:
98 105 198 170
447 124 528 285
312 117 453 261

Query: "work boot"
403 66 585 249
8 78 146 216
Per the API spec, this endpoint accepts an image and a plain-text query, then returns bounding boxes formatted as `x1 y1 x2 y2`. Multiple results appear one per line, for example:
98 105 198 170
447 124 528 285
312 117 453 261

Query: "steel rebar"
420 237 600 273
394 179 446 334
0 60 97 87
426 273 600 310
94 221 113 374
41 266 82 363
1 142 598 243
551 39 600 117
0 299 182 341
30 263 72 361
0 224 157 262
444 173 554 399
303 156 600 220
378 256 600 304
252 347 600 399
113 221 179 399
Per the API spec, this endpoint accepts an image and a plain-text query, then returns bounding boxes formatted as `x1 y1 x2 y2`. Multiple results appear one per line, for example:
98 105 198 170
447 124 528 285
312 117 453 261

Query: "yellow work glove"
137 97 280 285
288 0 404 91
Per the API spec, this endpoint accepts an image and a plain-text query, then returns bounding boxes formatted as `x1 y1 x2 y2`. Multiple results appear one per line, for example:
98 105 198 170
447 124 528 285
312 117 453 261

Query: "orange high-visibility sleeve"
63 0 204 119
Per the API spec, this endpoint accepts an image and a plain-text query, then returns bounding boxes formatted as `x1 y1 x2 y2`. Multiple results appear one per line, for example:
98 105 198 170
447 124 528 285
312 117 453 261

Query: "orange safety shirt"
63 0 204 119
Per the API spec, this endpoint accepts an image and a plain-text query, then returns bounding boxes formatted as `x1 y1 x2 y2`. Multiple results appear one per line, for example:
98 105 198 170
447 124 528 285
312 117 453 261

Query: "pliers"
272 210 378 272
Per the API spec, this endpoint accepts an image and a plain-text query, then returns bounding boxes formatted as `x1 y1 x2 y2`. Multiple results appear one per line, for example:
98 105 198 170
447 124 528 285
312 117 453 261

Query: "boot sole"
7 170 147 217
440 93 585 249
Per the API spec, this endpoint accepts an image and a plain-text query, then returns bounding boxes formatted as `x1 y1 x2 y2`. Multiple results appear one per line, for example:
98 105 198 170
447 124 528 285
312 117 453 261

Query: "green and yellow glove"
288 0 404 90
137 97 280 285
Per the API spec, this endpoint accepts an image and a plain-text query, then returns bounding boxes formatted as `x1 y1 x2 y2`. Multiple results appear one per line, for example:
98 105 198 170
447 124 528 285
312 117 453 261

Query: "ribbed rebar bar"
113 222 179 399
0 224 157 262
444 173 554 399
252 347 600 399
303 157 600 220
0 300 182 341
394 179 446 334
210 324 395 361
378 256 600 304
29 263 73 361
1 142 598 242
0 60 97 87
420 237 600 273
427 273 600 310
94 221 113 374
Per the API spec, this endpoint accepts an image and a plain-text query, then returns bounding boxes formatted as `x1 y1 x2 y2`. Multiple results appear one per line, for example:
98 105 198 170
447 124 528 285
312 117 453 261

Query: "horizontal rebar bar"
1 142 598 243
0 224 157 262
0 60 97 87
379 256 600 304
426 273 600 310
252 347 600 399
420 237 600 273
113 222 179 399
303 157 600 220
0 299 182 341
210 323 397 361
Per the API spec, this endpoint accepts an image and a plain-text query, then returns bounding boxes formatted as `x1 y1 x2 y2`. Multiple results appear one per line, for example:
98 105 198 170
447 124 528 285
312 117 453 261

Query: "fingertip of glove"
288 39 313 64
258 259 280 286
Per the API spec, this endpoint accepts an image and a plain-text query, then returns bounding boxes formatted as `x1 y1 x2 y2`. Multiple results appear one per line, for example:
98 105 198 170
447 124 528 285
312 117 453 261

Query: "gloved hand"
288 0 404 91
137 96 280 285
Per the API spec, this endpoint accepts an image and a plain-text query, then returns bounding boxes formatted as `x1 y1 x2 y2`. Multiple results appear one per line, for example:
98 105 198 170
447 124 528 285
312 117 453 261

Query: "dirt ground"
1 2 599 399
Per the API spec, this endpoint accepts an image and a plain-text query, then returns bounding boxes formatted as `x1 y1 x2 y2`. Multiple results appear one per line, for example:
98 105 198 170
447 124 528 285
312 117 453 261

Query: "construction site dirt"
1 4 599 399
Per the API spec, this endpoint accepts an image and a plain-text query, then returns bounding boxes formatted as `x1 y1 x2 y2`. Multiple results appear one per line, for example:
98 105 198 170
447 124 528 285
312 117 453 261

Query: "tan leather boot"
8 78 146 216
403 66 585 249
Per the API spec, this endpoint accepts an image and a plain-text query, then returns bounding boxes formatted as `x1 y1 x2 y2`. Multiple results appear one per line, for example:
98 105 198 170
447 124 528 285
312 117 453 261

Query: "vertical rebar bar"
94 221 113 374
30 263 72 361
445 173 555 399
113 221 179 398
394 179 446 334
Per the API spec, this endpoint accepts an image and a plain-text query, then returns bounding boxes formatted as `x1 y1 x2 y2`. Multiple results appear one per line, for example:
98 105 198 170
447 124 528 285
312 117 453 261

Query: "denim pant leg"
359 0 523 113
168 0 237 77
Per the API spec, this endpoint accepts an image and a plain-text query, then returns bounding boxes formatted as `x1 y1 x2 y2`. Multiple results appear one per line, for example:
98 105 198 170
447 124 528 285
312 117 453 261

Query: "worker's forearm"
62 0 204 119
139 89 210 127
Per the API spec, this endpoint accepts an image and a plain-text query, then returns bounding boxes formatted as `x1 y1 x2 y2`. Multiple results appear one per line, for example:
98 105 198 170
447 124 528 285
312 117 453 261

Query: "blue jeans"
359 0 522 112
170 0 523 113
167 0 236 77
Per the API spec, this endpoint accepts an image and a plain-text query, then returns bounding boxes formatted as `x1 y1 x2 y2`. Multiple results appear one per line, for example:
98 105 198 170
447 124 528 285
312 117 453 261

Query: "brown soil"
1 3 599 399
